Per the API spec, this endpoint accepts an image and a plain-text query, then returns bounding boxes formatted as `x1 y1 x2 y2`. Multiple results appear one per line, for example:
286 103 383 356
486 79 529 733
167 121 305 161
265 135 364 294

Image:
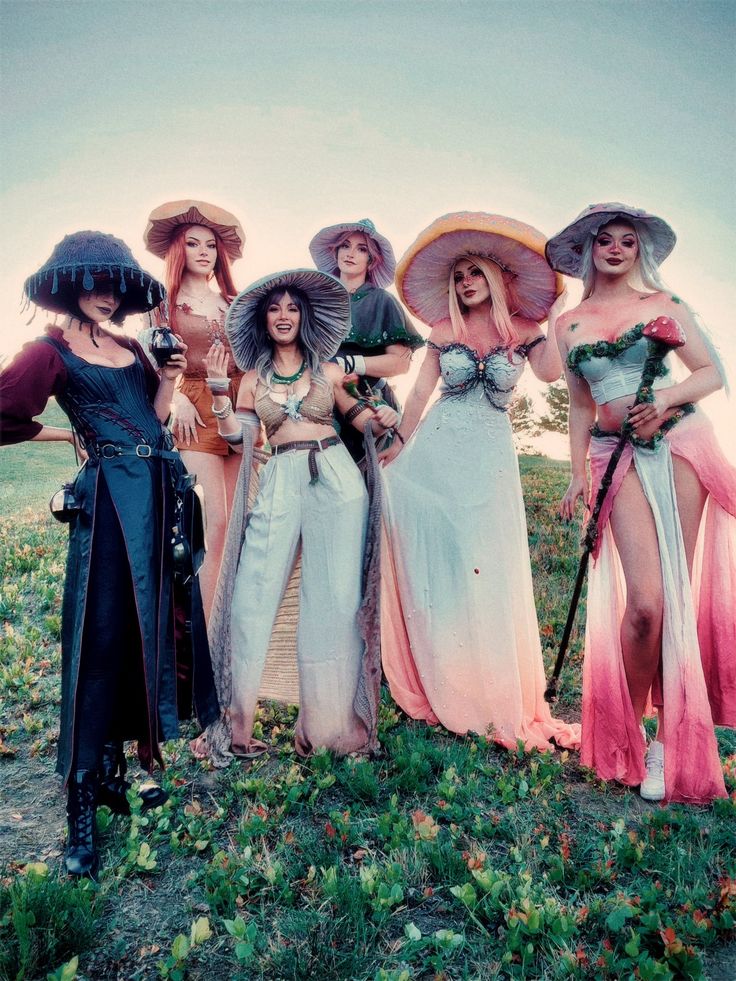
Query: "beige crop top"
255 377 335 439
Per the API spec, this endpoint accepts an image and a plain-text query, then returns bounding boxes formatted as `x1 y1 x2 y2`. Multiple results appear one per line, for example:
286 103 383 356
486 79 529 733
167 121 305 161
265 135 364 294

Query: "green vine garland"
567 323 670 383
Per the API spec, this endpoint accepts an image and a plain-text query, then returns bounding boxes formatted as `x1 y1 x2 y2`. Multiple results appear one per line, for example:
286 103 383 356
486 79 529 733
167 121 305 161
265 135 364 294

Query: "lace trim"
428 339 540 358
442 347 518 412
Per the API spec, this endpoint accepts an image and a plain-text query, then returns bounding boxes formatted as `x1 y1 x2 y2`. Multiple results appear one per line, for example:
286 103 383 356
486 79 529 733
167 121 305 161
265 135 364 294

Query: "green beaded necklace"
272 360 306 385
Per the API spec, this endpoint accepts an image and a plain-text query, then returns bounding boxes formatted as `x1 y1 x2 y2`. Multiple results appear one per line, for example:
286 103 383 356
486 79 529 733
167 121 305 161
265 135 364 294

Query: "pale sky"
2 0 734 456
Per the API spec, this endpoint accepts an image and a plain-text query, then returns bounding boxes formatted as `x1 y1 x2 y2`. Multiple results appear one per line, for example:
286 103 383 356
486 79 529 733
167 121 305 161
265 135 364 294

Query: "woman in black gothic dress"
0 231 218 876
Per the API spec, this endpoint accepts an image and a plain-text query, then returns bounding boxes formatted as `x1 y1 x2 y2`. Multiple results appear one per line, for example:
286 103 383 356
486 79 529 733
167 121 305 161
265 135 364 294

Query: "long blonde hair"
448 254 517 345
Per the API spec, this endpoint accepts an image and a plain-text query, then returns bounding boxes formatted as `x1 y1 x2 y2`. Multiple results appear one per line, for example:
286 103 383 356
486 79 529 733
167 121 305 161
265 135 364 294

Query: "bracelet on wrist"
211 399 233 420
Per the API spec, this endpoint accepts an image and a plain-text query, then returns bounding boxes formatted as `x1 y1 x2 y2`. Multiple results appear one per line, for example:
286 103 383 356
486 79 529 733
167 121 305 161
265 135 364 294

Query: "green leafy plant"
0 864 99 981
157 916 211 980
1 447 735 979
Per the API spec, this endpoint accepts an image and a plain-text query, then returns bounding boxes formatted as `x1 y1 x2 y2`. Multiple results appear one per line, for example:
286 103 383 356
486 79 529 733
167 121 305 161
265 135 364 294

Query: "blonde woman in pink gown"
380 212 580 753
548 202 736 804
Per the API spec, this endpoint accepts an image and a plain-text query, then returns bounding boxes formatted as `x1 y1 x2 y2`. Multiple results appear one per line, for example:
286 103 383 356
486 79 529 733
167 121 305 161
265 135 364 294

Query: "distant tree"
509 393 539 453
539 380 569 435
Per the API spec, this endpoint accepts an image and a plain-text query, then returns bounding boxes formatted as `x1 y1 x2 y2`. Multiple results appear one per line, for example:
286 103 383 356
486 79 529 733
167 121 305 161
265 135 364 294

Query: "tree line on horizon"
510 380 569 453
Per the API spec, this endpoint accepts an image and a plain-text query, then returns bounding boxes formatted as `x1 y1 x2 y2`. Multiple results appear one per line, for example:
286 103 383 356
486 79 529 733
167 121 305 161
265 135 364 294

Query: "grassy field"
0 419 734 980
0 400 80 518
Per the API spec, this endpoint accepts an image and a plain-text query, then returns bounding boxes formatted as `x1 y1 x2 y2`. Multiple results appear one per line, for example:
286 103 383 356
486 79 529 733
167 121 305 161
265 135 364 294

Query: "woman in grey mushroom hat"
191 269 399 762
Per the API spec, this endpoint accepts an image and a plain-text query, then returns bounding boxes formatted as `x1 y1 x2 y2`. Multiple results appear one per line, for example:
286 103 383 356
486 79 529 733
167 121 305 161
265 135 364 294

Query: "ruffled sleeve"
0 337 68 444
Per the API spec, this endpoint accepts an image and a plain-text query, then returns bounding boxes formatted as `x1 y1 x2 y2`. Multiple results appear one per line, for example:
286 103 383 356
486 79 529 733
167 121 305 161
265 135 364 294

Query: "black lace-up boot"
64 770 98 878
98 740 168 814
97 741 131 814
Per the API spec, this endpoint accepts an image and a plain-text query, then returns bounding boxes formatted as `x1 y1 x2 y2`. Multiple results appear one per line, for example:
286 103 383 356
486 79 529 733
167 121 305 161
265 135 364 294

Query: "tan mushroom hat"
143 199 245 260
396 211 562 327
546 202 676 278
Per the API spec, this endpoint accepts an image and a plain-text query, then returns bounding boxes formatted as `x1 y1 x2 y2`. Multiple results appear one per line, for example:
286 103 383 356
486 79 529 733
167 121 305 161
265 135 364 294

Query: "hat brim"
546 204 676 277
144 200 245 260
396 212 562 326
308 221 396 289
225 269 350 372
24 263 165 321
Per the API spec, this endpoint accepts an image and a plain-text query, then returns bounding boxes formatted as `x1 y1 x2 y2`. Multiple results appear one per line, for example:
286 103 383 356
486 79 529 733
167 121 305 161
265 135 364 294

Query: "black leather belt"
91 442 180 461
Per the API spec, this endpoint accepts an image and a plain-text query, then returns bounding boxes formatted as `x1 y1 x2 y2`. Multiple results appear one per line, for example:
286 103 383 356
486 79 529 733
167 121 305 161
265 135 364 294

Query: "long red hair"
164 224 237 329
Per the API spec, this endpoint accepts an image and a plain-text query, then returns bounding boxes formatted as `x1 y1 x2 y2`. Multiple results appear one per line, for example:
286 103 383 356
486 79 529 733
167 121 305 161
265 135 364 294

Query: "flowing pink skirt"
583 410 735 803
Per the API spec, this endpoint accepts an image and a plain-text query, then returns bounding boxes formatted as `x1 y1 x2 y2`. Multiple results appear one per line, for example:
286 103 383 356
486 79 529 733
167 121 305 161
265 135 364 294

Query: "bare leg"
673 456 708 576
608 468 664 722
223 451 241 515
179 450 229 623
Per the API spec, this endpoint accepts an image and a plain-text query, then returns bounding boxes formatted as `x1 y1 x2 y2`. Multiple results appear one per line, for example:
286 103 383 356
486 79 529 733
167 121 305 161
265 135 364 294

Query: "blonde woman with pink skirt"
549 202 735 804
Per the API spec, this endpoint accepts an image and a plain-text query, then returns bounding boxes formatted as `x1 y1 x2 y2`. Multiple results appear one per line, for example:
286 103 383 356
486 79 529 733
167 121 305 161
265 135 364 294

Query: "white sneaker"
640 740 665 801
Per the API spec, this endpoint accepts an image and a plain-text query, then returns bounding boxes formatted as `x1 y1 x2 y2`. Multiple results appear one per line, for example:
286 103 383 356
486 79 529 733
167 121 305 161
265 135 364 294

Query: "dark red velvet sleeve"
0 340 67 445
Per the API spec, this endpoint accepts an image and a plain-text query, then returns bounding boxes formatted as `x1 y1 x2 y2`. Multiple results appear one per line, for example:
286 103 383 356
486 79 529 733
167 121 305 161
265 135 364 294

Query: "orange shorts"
173 375 242 456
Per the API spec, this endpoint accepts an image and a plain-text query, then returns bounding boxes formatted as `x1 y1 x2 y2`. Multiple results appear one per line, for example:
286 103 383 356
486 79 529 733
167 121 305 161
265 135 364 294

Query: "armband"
235 409 261 428
344 400 369 424
220 427 244 445
206 376 230 395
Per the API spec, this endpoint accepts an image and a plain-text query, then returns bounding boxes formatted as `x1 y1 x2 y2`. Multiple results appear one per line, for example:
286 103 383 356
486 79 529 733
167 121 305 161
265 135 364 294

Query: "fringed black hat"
24 231 166 324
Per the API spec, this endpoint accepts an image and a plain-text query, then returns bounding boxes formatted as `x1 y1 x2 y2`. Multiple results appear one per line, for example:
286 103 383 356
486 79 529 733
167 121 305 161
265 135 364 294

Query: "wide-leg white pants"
230 443 370 754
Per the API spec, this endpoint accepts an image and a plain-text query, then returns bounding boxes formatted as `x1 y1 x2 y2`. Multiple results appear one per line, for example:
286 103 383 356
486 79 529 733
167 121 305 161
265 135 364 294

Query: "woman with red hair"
143 200 245 621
